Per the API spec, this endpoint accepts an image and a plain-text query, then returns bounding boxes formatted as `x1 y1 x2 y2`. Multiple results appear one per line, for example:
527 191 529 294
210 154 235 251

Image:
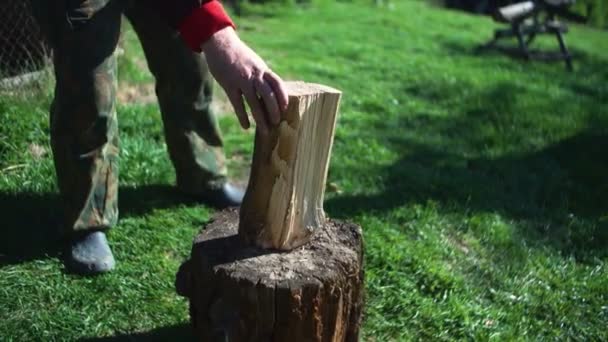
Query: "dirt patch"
117 82 234 116
117 82 156 105
212 86 234 117
28 143 47 160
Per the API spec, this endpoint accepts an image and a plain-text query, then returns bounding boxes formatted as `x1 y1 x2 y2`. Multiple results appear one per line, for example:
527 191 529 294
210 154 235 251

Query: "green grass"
1 1 607 340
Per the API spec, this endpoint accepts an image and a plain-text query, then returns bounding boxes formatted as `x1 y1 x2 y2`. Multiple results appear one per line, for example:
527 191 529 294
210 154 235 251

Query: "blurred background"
1 0 606 87
0 0 606 341
0 1 49 86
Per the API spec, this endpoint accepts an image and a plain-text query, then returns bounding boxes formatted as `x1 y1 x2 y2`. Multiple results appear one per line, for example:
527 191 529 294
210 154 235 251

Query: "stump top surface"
285 81 342 97
191 208 362 287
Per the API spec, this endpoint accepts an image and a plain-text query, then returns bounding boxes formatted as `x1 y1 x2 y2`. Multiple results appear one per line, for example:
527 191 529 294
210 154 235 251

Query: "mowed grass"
1 1 607 340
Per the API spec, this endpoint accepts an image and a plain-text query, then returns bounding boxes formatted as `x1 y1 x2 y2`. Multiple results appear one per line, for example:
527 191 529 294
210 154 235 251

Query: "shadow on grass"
327 76 608 260
328 132 608 256
331 102 608 259
0 184 197 268
0 191 62 267
77 323 195 342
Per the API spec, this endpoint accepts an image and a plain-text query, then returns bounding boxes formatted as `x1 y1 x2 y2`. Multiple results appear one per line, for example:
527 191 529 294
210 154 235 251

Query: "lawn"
1 0 607 340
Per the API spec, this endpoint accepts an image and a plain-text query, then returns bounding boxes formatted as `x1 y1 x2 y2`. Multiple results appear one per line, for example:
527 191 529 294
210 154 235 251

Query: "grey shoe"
198 183 245 208
66 231 115 275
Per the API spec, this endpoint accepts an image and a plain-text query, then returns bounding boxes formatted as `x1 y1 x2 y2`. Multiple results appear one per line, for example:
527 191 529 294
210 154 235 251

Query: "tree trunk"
176 209 364 342
175 82 364 341
239 81 342 250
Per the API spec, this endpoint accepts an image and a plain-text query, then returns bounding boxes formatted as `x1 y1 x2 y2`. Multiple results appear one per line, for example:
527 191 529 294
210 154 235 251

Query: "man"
30 0 288 274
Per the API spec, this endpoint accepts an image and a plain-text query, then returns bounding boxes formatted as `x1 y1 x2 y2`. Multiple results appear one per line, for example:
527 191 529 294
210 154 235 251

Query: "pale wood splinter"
239 81 342 250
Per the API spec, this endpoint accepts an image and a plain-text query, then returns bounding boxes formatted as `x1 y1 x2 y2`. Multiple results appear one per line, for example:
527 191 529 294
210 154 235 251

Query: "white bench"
482 0 582 70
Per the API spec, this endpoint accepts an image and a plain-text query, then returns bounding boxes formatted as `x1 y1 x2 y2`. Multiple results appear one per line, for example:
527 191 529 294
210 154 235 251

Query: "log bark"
239 81 342 250
176 209 364 342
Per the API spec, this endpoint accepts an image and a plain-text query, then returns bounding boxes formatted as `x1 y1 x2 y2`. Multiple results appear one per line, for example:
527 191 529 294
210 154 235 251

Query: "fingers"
242 86 269 135
225 68 288 134
227 90 250 129
264 70 289 112
254 76 280 125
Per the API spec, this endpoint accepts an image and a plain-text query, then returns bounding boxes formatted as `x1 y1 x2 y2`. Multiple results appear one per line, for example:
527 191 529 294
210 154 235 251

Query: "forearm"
148 1 288 132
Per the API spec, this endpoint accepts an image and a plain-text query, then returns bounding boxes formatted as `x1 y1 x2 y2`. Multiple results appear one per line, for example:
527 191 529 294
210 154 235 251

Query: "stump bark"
176 209 364 342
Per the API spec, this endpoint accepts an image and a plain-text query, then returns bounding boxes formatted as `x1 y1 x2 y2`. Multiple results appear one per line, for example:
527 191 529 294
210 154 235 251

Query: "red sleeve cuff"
178 1 236 52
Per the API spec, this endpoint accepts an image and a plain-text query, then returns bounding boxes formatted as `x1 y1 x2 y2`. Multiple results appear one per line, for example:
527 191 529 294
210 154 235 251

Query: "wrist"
202 26 239 55
179 0 235 52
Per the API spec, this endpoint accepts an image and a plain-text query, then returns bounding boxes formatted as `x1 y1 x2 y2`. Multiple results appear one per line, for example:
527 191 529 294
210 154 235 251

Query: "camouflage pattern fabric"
30 0 228 234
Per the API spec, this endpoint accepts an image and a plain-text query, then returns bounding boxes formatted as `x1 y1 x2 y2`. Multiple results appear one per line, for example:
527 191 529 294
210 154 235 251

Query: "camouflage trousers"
30 0 228 234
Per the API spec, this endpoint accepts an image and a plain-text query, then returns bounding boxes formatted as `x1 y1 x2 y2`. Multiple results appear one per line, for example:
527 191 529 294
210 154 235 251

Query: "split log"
239 81 342 250
176 209 364 342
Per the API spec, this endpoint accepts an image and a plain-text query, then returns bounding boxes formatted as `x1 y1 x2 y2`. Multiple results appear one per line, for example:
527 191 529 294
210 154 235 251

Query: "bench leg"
555 31 573 71
525 32 536 45
514 24 530 59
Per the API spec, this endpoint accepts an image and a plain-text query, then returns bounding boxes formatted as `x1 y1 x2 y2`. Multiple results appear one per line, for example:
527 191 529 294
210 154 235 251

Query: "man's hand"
202 26 288 134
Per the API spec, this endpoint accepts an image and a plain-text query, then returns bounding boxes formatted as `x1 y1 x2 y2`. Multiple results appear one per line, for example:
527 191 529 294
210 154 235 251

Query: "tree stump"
176 209 364 342
176 82 364 341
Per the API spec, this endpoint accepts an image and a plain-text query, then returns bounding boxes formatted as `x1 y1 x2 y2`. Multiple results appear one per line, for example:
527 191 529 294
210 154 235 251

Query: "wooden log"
239 81 342 250
176 208 364 342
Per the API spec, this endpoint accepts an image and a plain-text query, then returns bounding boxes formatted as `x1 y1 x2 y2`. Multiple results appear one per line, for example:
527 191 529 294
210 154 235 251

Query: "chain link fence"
0 0 50 88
